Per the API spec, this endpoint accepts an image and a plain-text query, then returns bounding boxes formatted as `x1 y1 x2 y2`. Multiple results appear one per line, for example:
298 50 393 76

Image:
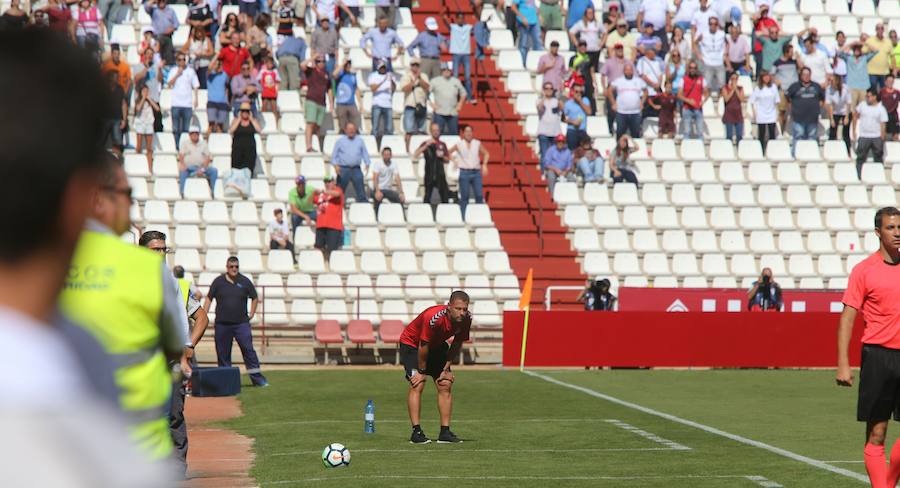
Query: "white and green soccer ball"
322 443 351 468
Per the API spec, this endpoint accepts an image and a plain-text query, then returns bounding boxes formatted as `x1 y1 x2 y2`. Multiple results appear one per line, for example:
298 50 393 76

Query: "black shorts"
314 228 342 252
888 113 900 135
858 344 900 422
400 342 449 380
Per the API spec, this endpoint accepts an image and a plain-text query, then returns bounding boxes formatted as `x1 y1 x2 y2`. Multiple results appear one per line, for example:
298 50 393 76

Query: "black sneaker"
409 430 431 444
437 430 462 443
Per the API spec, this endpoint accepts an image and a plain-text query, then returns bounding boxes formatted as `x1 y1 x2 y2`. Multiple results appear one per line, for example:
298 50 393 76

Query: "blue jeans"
179 165 219 195
615 113 641 140
577 158 605 182
538 135 555 167
681 108 703 139
337 165 368 202
566 128 588 150
214 322 266 385
791 121 818 157
517 22 542 64
371 106 393 142
870 74 886 91
291 210 317 229
452 53 473 100
434 114 459 135
725 122 744 143
171 107 192 149
458 169 484 217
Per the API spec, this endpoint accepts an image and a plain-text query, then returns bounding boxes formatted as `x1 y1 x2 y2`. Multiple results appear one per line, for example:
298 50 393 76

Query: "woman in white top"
449 125 490 217
669 25 692 62
536 81 565 161
748 70 780 154
182 27 215 89
133 84 160 172
826 75 852 153
569 7 604 70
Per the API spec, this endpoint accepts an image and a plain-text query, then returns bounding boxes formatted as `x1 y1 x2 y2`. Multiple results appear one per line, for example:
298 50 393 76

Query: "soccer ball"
321 443 351 468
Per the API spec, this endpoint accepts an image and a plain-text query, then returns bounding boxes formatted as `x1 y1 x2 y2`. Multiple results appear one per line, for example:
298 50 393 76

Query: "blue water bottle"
364 399 375 433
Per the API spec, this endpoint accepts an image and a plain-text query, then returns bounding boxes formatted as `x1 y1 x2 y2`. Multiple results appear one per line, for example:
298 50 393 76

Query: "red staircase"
410 2 586 308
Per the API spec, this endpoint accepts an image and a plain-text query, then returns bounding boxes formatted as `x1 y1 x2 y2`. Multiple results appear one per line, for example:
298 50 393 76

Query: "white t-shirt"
367 71 394 108
798 49 832 86
612 76 646 114
168 66 199 108
754 0 774 11
856 102 888 139
673 0 699 24
267 219 291 241
569 19 604 52
636 56 664 96
371 159 399 190
697 29 725 67
690 7 717 36
315 0 336 22
711 0 735 21
639 0 670 30
749 84 779 124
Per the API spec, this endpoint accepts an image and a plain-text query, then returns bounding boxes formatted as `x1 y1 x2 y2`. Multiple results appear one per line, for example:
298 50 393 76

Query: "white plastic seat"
844 185 871 208
612 184 640 205
573 229 601 251
728 184 756 207
709 207 738 230
622 206 651 229
174 225 201 249
613 252 641 276
651 139 677 160
256 273 285 298
661 230 689 253
375 203 406 227
452 252 482 274
815 185 843 208
565 205 593 228
690 162 718 183
464 275 493 300
297 250 327 274
203 224 232 249
757 185 785 207
640 183 668 206
709 139 736 161
231 201 259 225
353 227 383 251
738 140 765 161
294 226 315 248
702 254 730 276
718 162 746 184
391 251 420 275
444 228 473 252
483 251 512 274
405 204 433 227
632 229 660 252
583 252 611 275
680 140 706 161
553 181 581 205
720 230 749 253
747 162 775 184
786 185 813 207
266 250 294 273
778 231 806 254
862 165 888 185
320 299 349 324
805 162 832 184
143 200 171 224
413 228 442 251
796 208 825 230
825 208 854 231
328 250 358 274
670 184 698 206
738 207 767 230
349 203 377 226
472 301 501 326
285 273 315 298
583 183 611 205
433 275 462 297
464 204 493 227
767 208 795 230
731 254 759 277
872 186 898 207
404 275 434 299
359 251 388 275
315 273 345 299
691 230 719 252
474 228 503 251
794 140 820 161
680 207 709 230
643 253 671 276
652 206 680 229
152 178 181 201
660 161 689 183
236 250 264 273
672 254 700 276
699 184 727 206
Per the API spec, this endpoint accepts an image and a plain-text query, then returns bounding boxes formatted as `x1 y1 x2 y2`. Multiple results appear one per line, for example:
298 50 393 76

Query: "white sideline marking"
605 419 691 451
270 447 680 457
268 474 783 484
249 418 630 427
523 370 869 484
824 460 865 464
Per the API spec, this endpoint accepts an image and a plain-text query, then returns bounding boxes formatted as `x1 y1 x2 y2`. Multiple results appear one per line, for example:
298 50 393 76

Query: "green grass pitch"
223 369 880 487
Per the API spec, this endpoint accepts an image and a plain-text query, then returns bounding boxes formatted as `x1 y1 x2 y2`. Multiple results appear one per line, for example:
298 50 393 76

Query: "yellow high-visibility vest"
177 278 192 309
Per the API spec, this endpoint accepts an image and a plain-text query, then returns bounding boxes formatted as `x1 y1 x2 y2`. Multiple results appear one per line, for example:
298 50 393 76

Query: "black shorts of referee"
858 344 900 421
400 342 450 380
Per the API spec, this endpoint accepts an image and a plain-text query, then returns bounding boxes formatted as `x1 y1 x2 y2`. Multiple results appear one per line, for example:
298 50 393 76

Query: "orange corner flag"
518 268 533 311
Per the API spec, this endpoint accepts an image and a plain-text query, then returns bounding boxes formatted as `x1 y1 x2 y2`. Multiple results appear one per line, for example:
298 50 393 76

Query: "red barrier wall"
502 311 864 368
617 288 845 313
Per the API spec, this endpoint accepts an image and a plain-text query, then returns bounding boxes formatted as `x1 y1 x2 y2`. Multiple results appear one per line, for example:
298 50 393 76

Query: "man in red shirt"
399 291 472 444
838 206 900 488
218 32 252 78
313 176 343 260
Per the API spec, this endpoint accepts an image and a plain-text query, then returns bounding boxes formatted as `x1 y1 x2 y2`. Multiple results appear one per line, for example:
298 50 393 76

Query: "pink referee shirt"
843 252 900 349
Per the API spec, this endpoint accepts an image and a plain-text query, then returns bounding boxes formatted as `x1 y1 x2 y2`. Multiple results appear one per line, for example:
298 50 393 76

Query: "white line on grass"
524 370 869 484
246 418 621 427
746 475 784 487
266 474 783 485
605 419 691 451
823 460 865 464
270 447 681 457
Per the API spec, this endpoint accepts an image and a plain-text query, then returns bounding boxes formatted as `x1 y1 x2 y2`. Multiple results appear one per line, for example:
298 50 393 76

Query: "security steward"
139 230 210 477
59 154 189 463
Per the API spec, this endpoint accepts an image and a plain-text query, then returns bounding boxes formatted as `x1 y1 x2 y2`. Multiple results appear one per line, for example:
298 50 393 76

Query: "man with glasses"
401 59 430 153
203 256 269 387
537 40 568 92
608 63 646 139
360 16 404 72
138 230 209 478
167 53 200 150
693 16 726 95
605 19 636 60
230 61 261 118
303 55 332 152
678 61 709 139
867 23 893 91
565 81 594 148
536 81 564 161
600 43 633 134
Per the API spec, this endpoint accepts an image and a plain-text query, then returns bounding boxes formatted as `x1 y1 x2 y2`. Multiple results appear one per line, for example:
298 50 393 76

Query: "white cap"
425 17 438 31
189 125 201 133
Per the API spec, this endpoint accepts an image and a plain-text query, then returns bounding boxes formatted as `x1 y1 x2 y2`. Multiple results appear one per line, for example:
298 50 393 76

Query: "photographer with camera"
579 278 617 311
747 267 783 311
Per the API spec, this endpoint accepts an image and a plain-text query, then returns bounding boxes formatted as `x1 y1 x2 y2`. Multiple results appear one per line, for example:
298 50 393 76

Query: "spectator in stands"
339 0 360 27
229 61 260 121
577 140 605 182
747 268 782 311
444 11 475 104
333 59 362 134
786 67 824 157
182 28 214 90
690 0 716 37
257 56 280 119
678 60 707 139
799 36 831 88
401 59 430 153
313 0 355 26
229 102 261 173
750 4 777 76
311 16 338 74
145 0 178 65
473 2 491 67
539 0 564 34
880 74 900 141
840 41 877 114
579 278 616 311
608 63 645 140
450 125 489 217
133 85 158 171
178 125 217 195
619 0 640 30
331 122 371 202
538 40 569 92
431 62 467 136
414 122 451 206
892 29 900 76
669 26 691 63
276 36 306 90
219 32 252 78
605 19 636 60
826 74 852 153
636 22 663 58
543 134 575 194
134 47 164 132
246 16 272 66
288 175 317 227
866 24 893 90
510 0 542 64
72 0 105 56
854 88 888 178
637 46 664 120
750 70 779 153
268 209 295 262
725 24 749 79
168 53 200 150
537 82 564 162
637 0 670 55
693 17 725 96
371 147 405 213
368 59 395 149
303 55 332 153
721 72 745 144
569 7 603 69
565 83 593 149
360 16 404 72
664 48 686 97
40 0 73 35
649 78 676 137
104 71 126 155
103 45 133 105
205 59 229 134
772 43 798 133
570 40 599 114
188 0 214 37
672 0 698 34
217 13 240 48
566 0 591 30
408 17 446 80
375 0 397 28
600 43 633 134
610 134 639 183
758 23 790 76
314 176 344 260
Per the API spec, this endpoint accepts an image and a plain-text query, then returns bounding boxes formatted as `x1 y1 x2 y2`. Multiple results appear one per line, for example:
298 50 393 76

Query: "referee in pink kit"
837 206 900 488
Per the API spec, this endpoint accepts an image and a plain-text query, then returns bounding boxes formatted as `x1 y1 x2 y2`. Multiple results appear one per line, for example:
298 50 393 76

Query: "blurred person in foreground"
578 278 616 311
746 267 782 312
837 206 900 488
0 29 169 486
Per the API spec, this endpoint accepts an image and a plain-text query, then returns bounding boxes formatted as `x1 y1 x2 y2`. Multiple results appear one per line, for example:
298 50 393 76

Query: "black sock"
412 424 422 433
440 425 450 433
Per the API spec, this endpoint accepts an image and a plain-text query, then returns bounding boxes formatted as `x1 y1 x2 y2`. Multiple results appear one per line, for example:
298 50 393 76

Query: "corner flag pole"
518 269 534 372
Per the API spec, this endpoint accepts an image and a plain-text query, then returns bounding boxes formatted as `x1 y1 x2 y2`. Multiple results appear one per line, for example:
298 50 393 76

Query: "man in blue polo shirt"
331 122 371 202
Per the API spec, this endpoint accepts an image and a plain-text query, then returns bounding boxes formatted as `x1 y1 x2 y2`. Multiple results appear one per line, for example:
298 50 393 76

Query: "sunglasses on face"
103 185 133 201
227 264 239 269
